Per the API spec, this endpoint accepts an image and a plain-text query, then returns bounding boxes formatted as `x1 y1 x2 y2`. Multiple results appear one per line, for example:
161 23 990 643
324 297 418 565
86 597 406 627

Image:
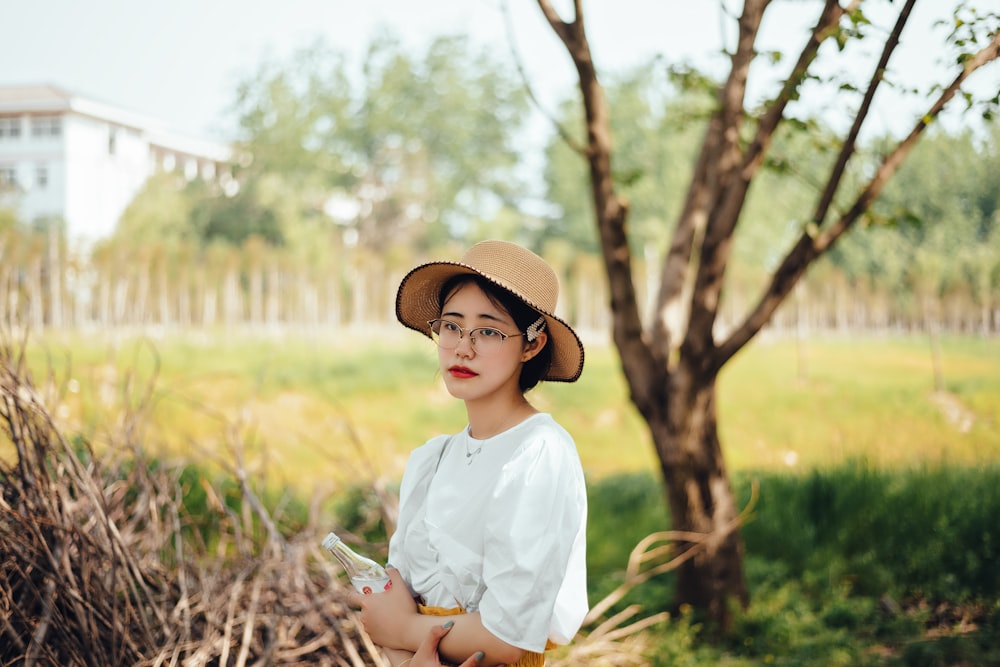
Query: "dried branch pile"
0 340 382 666
1 335 673 666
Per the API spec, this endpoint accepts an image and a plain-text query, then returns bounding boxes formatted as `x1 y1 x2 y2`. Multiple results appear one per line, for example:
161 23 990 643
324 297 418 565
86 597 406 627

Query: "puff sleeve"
476 422 588 651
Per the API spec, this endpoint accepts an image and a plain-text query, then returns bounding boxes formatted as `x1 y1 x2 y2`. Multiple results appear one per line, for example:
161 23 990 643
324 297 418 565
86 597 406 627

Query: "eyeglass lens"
429 319 506 355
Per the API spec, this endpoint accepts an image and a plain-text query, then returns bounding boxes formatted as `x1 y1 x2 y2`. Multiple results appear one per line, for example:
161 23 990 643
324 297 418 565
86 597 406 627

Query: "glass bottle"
321 532 392 595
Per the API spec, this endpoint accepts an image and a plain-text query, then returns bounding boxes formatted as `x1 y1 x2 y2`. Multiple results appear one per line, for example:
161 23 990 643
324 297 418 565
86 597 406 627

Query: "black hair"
438 274 553 392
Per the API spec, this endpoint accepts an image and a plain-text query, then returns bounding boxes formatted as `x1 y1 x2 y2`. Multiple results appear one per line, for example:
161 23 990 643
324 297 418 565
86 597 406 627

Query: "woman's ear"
521 331 548 362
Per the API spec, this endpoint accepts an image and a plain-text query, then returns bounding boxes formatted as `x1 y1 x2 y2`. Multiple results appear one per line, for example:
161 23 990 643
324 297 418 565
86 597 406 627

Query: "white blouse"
388 413 588 653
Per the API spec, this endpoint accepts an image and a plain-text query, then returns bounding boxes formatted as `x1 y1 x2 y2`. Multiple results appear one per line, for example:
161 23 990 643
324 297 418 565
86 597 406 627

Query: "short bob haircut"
438 274 553 392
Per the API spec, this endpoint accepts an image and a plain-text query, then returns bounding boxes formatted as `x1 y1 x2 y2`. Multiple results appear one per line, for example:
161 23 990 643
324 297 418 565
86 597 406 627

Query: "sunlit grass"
7 329 997 666
10 330 999 490
720 334 1000 471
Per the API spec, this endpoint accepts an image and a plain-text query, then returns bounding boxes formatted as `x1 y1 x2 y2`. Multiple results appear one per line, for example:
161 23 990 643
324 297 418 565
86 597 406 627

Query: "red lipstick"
448 365 477 379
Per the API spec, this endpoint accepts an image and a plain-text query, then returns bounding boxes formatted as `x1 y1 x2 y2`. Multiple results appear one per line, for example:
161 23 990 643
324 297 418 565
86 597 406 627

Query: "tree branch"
670 2 860 368
536 0 579 50
742 0 851 176
810 0 913 226
676 0 768 363
501 0 587 156
536 0 661 419
717 28 1000 367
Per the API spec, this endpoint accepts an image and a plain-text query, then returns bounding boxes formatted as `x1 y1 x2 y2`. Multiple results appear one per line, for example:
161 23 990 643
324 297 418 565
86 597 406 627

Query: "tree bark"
659 365 747 626
537 0 749 627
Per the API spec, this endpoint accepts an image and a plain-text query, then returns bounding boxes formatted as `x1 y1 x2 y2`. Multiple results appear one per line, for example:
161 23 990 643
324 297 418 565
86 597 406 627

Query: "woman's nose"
454 331 475 356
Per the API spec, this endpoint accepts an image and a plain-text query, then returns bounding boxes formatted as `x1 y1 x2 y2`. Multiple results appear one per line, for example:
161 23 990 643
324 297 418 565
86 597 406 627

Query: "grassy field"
6 329 1000 665
11 329 999 489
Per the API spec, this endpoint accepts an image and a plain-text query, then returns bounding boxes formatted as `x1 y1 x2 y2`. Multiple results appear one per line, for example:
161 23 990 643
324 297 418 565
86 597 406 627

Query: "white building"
0 84 232 244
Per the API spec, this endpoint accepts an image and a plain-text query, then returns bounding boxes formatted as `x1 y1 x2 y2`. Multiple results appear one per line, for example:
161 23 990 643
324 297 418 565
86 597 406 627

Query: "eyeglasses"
427 318 523 356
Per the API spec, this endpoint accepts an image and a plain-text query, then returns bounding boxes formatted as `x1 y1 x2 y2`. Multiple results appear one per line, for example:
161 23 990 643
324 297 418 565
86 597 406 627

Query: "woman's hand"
346 568 419 649
409 622 484 667
347 569 509 664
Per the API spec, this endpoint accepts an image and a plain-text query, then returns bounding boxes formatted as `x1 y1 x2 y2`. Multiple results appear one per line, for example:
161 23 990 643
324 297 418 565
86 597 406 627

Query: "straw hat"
395 240 584 382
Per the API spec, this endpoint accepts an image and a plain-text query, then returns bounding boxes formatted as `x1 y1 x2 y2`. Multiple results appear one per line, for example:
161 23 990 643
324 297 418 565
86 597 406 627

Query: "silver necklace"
464 435 483 465
465 408 531 464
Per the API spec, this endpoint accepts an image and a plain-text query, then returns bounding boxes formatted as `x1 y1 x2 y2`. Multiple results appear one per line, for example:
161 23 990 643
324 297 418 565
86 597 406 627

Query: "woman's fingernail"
475 652 485 662
443 620 454 628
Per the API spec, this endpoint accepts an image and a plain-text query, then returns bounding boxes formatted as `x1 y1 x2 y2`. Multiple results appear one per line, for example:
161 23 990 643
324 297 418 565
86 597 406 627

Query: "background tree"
227 34 529 255
536 0 1000 629
209 34 532 325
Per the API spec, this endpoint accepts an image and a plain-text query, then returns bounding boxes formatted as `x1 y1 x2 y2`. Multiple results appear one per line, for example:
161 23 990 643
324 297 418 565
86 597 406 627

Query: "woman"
348 241 588 667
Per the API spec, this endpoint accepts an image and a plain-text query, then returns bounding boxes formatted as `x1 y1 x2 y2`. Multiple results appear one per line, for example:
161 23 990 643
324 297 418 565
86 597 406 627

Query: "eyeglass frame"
426 318 525 355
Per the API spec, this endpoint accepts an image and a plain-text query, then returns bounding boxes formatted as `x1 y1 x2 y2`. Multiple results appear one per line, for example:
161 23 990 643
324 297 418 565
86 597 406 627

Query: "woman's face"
436 282 528 405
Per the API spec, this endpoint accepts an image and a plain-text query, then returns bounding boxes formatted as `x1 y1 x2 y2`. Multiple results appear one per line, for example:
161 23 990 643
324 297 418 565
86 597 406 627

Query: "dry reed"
0 334 676 666
0 336 381 666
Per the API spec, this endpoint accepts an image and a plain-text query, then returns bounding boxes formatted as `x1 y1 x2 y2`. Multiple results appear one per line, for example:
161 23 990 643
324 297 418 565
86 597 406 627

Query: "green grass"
586 465 1000 666
9 329 1000 665
11 330 999 489
718 335 1000 470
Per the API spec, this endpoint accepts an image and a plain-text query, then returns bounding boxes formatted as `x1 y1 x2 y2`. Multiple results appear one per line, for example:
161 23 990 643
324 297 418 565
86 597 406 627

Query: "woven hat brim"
395 261 584 382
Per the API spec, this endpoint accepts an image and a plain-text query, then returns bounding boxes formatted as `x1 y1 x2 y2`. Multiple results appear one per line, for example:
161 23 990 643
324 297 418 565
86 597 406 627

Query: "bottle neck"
330 539 357 563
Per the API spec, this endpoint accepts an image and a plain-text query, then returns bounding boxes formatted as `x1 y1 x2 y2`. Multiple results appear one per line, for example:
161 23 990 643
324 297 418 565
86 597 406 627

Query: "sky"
2 0 996 147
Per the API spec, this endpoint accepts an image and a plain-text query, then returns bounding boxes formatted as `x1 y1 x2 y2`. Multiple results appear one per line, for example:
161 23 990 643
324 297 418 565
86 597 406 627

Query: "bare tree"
537 0 999 628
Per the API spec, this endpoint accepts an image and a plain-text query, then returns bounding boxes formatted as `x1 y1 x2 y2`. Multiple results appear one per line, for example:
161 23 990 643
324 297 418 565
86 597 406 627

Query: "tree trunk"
113 275 129 327
924 293 945 392
655 365 747 628
249 266 262 326
26 250 43 331
537 0 1000 631
177 270 190 328
223 265 240 328
266 264 280 326
157 252 171 327
134 255 150 326
536 0 753 628
0 234 11 327
46 224 62 328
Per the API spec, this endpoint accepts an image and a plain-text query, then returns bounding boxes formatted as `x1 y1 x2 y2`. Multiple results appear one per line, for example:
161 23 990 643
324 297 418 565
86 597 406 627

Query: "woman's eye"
478 328 503 338
443 321 462 333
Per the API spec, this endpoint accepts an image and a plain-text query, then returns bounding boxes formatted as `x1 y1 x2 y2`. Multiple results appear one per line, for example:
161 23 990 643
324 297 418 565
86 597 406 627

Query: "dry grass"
1 333 677 666
0 335 384 666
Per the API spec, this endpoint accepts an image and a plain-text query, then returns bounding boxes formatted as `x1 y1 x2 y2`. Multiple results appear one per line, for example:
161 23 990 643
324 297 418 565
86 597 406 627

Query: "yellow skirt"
418 604 553 667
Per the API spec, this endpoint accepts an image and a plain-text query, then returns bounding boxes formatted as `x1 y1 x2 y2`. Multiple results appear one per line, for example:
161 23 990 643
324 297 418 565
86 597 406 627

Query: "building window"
0 166 18 188
35 164 49 189
0 116 21 139
31 115 62 138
